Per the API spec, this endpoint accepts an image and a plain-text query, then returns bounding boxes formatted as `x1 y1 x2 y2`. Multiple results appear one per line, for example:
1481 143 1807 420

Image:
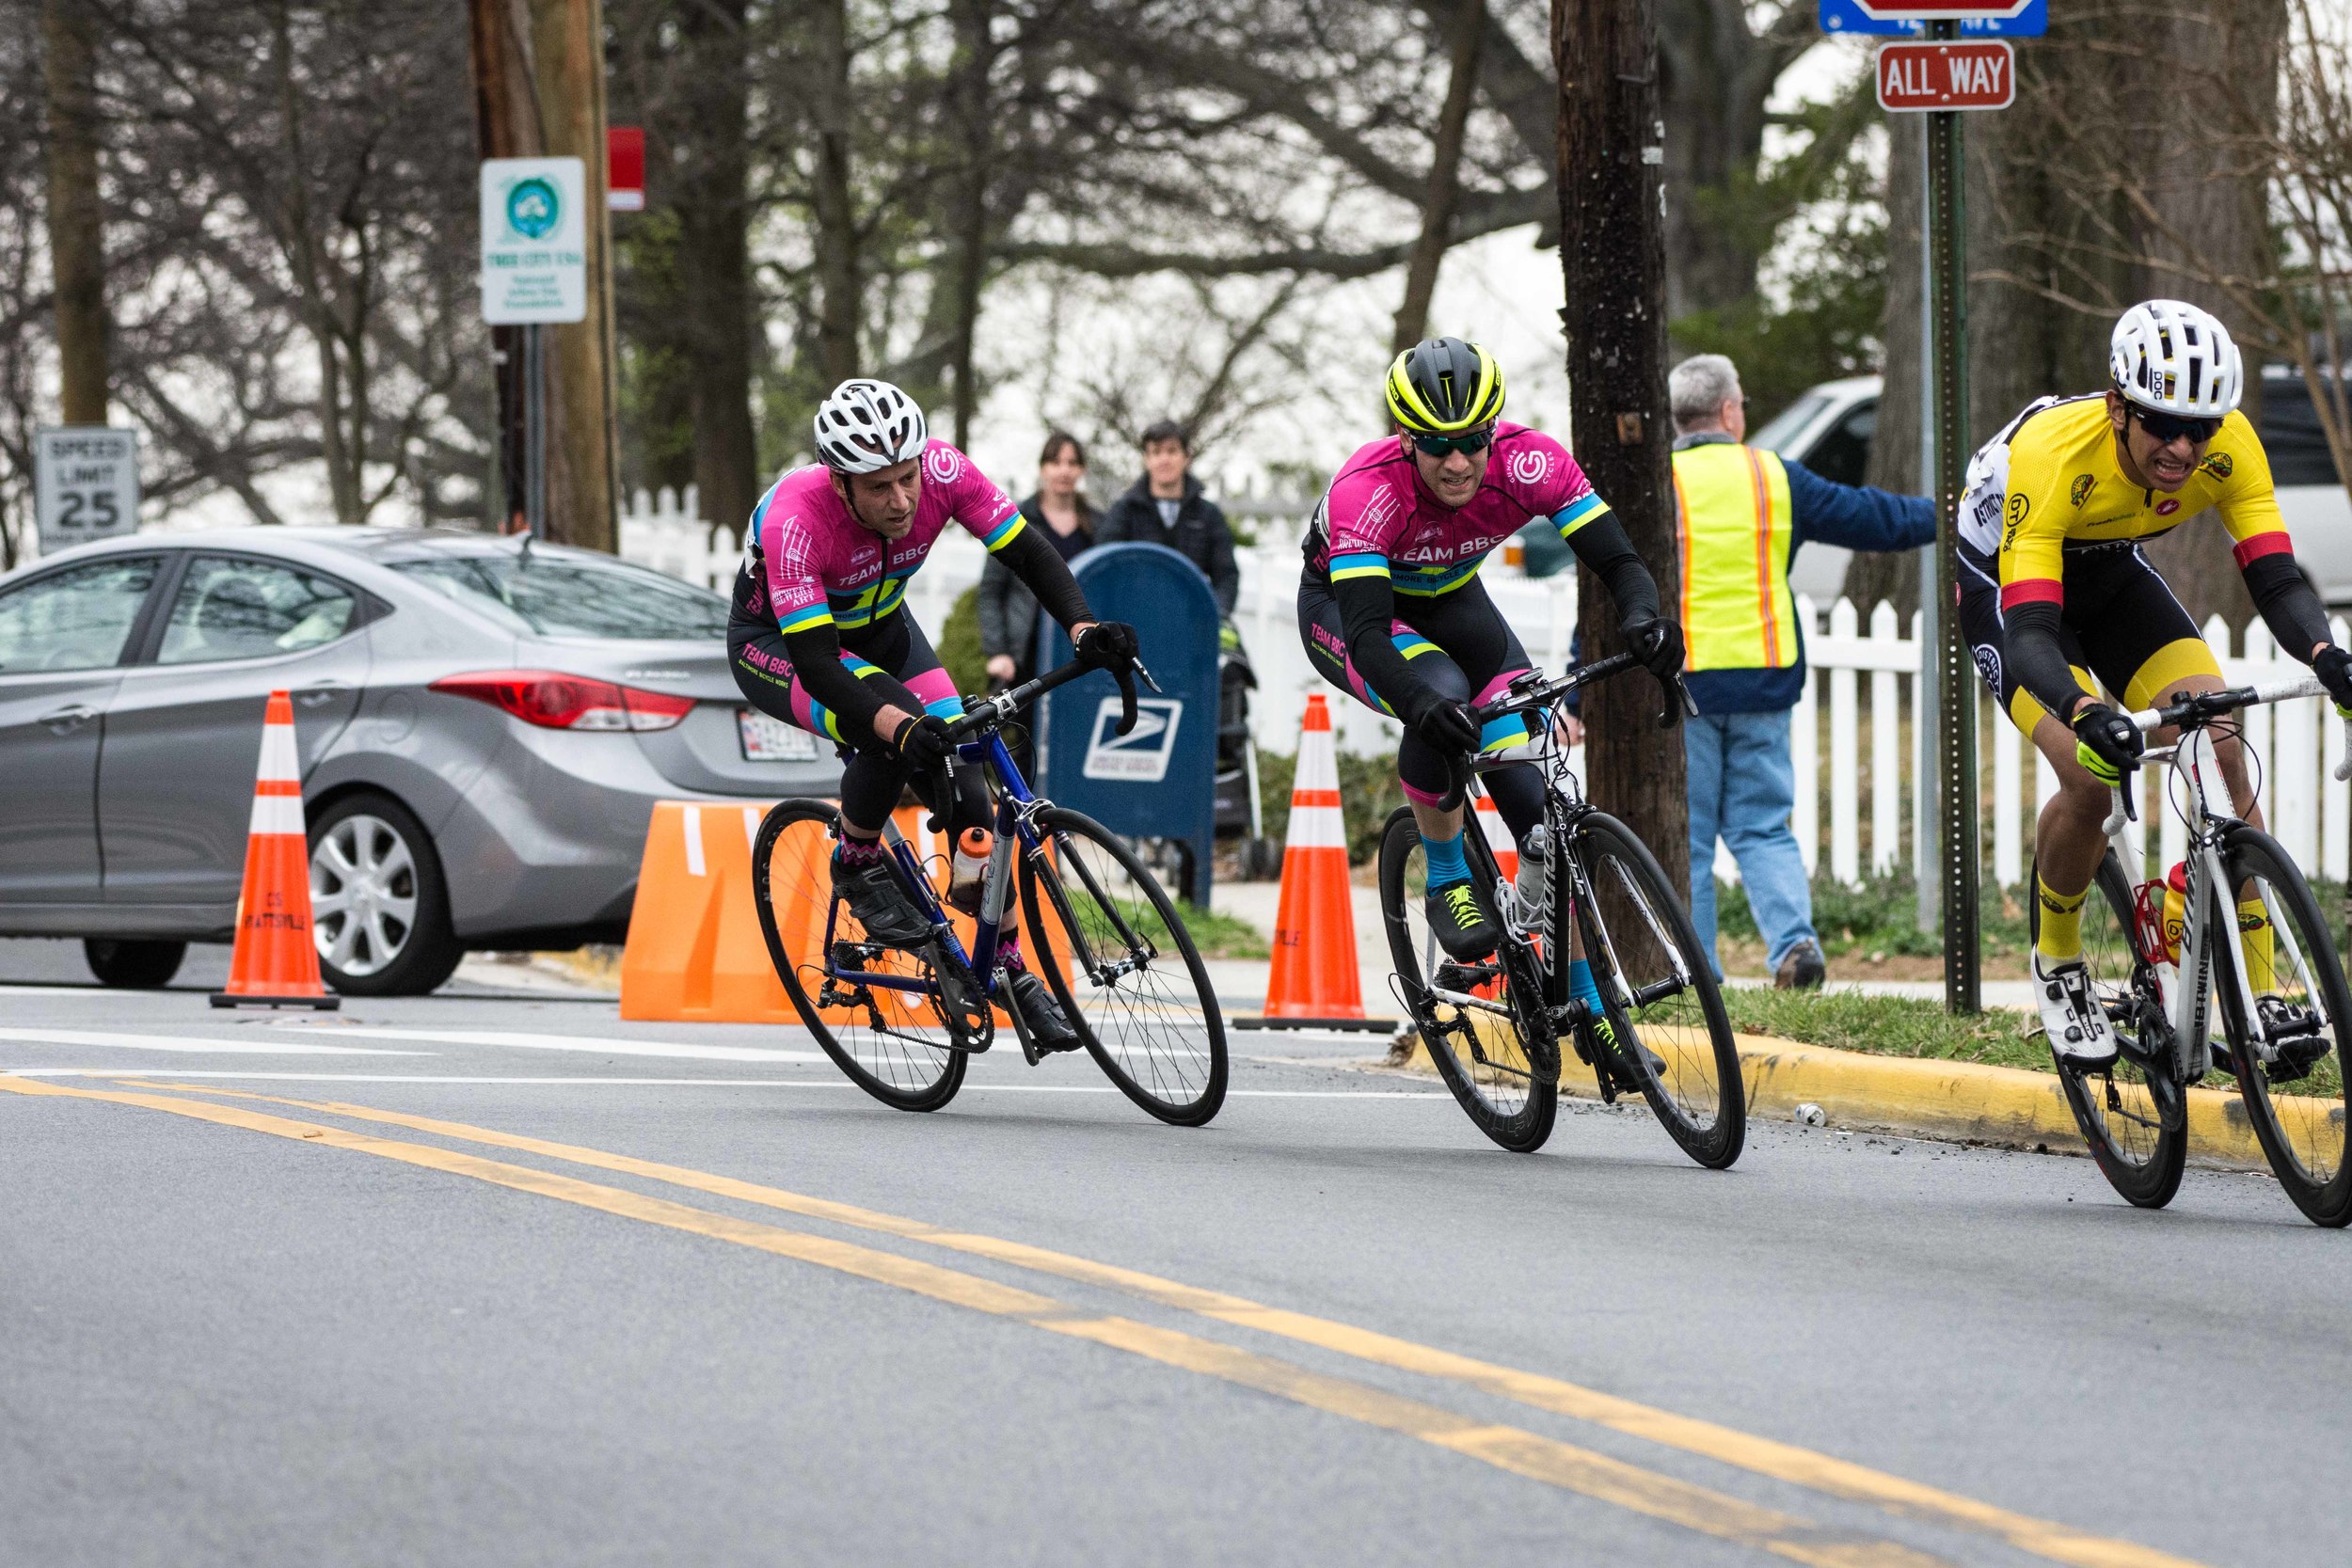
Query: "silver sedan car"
0 528 840 993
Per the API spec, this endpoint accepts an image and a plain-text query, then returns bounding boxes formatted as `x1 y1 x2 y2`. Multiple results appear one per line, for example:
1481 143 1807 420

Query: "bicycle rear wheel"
1377 806 1558 1153
1569 811 1744 1169
2214 829 2352 1226
753 800 967 1113
2034 851 2185 1208
1017 807 1227 1125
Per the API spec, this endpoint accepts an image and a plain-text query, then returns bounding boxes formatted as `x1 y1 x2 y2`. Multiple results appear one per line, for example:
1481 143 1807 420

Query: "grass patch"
1105 897 1270 960
1256 748 1409 865
1717 987 2054 1073
1715 871 2032 962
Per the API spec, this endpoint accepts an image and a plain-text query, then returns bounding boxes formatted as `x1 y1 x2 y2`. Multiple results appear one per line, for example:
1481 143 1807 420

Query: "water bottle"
1513 824 1550 935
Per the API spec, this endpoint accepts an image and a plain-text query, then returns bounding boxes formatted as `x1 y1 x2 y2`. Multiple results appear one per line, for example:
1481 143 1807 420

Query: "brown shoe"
1774 939 1826 990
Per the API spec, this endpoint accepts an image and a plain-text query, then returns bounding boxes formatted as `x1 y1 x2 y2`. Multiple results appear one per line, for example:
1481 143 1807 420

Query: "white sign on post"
34 426 140 555
479 157 587 325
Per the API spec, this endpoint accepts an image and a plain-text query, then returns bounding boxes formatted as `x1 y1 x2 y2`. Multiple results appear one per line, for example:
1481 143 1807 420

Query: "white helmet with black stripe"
813 378 928 473
2109 300 2242 419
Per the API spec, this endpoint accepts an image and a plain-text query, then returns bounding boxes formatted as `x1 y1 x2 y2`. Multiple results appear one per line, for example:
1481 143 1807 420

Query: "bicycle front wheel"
1377 806 1557 1153
1017 807 1228 1125
1570 811 1743 1169
2215 829 2352 1226
2034 851 2185 1210
753 800 967 1114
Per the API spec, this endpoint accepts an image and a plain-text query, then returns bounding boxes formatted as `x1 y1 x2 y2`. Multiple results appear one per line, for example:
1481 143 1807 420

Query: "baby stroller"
1214 619 1280 879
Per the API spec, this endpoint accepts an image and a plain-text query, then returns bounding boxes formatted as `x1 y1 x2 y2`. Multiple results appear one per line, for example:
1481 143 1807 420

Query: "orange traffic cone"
1473 786 1517 881
1233 694 1392 1032
212 689 338 1010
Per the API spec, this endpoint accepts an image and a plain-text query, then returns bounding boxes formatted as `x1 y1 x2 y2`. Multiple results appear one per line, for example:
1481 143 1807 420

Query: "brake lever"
1132 656 1165 696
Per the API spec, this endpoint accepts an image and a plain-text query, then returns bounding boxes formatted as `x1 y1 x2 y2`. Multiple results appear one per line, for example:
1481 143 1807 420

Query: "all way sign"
1876 40 2014 112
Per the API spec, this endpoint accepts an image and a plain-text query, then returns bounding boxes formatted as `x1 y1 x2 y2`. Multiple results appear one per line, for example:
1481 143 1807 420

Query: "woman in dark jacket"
980 431 1096 688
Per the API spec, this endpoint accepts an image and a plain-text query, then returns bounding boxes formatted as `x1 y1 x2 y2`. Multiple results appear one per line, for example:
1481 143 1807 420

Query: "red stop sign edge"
1875 40 2015 113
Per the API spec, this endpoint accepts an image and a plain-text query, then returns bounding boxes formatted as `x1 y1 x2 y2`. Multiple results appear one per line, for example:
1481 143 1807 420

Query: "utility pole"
465 0 618 551
40 0 106 425
1553 0 1685 895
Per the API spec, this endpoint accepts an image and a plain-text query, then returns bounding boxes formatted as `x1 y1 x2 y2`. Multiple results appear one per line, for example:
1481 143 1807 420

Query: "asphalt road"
4 938 2347 1568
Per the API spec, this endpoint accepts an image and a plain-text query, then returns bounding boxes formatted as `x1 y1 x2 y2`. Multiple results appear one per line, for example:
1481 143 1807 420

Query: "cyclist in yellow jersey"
1957 300 2352 1063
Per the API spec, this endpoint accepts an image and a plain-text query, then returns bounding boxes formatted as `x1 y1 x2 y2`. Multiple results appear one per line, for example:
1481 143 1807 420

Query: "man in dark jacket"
1095 420 1240 612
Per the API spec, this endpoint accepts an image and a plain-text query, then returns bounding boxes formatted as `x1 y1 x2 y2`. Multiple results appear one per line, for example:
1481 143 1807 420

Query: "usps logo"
1082 697 1183 782
924 444 961 484
1508 448 1549 486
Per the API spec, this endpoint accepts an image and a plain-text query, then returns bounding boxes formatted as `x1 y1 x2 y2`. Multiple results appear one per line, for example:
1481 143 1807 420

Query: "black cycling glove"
1621 613 1686 683
2070 703 2143 785
890 712 957 770
2314 644 2352 715
1406 693 1482 756
1075 621 1140 674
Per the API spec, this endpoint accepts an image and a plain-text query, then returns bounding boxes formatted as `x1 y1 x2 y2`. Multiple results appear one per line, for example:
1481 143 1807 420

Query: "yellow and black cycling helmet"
1384 336 1505 436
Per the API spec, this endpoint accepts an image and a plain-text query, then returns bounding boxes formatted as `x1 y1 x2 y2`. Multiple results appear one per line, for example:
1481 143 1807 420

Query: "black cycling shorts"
1957 541 2222 734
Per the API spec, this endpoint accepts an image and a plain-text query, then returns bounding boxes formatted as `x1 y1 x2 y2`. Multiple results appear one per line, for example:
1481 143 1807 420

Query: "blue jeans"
1684 708 1818 975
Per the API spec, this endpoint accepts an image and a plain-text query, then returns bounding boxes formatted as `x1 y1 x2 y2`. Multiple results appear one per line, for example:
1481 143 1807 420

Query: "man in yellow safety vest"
1671 354 1937 988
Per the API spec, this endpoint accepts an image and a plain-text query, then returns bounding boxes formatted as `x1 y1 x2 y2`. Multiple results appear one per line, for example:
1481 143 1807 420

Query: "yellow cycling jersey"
1955 393 2290 612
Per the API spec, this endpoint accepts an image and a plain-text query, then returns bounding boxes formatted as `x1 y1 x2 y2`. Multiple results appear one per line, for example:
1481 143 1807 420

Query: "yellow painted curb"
1397 1029 2325 1172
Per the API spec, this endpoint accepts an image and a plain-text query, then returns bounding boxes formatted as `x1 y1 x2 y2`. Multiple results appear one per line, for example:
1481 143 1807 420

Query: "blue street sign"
1819 0 2045 37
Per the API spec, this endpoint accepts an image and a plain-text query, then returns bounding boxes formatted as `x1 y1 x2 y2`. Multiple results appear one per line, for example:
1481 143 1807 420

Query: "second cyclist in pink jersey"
1298 337 1684 961
727 378 1141 1048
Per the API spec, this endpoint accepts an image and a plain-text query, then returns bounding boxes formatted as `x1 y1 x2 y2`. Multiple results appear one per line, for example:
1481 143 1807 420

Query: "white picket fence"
621 488 2348 889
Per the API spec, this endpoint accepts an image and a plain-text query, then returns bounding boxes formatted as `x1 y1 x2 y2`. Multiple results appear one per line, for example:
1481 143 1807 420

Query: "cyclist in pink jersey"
728 379 1140 1045
1297 338 1683 964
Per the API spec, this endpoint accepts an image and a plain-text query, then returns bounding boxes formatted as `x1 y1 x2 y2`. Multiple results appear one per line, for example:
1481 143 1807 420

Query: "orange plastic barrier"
619 801 1063 1026
1233 694 1391 1031
213 689 338 1010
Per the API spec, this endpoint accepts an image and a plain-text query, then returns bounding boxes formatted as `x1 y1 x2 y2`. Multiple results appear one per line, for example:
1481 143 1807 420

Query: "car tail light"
429 671 695 732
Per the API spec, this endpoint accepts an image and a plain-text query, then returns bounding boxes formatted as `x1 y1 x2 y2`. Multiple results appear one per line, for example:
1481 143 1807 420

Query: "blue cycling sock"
1568 958 1603 1011
1422 829 1470 890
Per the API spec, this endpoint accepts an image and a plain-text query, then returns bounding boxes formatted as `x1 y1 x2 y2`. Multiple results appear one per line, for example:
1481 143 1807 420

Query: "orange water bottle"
2161 862 2188 964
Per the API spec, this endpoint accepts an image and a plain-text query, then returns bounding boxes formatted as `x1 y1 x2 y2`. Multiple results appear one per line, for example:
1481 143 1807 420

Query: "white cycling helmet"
2109 300 2242 419
813 378 928 474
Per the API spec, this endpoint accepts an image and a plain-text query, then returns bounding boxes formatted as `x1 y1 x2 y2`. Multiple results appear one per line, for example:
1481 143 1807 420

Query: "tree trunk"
530 0 618 552
1655 0 1786 324
1555 0 1684 893
675 0 758 535
946 0 994 447
40 0 106 426
469 0 543 531
811 0 859 385
1392 0 1485 354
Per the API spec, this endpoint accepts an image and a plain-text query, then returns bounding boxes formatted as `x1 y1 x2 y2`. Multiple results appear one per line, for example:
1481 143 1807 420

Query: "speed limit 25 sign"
34 425 141 554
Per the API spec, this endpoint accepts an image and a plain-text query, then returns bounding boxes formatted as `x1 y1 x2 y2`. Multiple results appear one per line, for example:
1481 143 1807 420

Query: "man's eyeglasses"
1410 428 1495 459
2128 404 2222 446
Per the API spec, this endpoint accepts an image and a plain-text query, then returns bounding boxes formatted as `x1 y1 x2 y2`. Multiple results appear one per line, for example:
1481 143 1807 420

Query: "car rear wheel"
310 791 462 996
84 939 186 990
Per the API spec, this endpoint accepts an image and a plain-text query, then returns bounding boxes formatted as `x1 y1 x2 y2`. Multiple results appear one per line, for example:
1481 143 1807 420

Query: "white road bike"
2044 674 2352 1224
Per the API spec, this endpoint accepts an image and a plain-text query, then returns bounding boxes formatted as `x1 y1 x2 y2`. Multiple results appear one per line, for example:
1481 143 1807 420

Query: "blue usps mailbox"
1034 543 1220 907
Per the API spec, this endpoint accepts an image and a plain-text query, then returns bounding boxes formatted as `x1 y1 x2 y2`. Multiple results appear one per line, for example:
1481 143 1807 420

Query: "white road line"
0 1027 423 1056
268 1024 827 1064
3 1069 1450 1097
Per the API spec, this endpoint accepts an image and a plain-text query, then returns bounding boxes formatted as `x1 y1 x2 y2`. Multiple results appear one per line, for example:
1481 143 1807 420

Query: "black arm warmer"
2003 603 2090 724
993 524 1093 631
2243 553 2333 662
1332 570 1441 725
1565 512 1661 624
781 621 891 742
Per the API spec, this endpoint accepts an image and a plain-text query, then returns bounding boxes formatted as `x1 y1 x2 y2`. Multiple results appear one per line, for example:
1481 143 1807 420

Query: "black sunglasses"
1411 428 1494 458
2129 404 2222 446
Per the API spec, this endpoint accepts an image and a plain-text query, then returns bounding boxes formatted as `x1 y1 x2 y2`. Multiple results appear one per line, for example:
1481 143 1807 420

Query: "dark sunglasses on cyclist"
2129 404 2222 446
1411 428 1495 459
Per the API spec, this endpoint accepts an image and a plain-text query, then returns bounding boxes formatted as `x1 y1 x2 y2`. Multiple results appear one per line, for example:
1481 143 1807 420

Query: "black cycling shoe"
832 849 935 949
1006 971 1081 1061
1424 880 1500 962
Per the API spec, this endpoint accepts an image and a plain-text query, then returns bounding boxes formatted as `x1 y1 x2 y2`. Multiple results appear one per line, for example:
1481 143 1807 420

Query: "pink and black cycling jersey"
738 438 1025 637
1301 423 1612 596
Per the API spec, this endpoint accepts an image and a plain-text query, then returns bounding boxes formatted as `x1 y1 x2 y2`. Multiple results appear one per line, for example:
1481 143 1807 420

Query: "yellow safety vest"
1673 441 1798 673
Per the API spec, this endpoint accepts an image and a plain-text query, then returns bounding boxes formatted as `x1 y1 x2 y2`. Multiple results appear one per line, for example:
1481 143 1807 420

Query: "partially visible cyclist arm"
1557 500 1661 626
1994 435 2092 724
2216 419 2335 663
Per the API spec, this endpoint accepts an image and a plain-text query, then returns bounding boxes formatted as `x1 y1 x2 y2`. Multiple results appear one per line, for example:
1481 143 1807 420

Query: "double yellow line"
2 1074 2202 1568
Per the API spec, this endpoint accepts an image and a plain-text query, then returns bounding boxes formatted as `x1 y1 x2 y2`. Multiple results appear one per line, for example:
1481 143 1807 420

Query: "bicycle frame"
2099 674 2352 1084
